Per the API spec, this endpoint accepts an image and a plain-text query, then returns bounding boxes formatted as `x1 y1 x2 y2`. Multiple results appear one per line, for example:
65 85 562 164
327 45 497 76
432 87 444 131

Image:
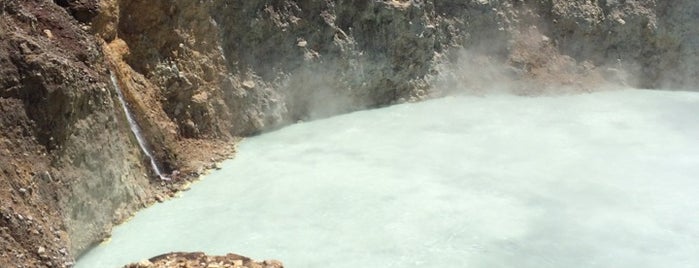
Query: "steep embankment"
0 1 150 266
0 0 697 267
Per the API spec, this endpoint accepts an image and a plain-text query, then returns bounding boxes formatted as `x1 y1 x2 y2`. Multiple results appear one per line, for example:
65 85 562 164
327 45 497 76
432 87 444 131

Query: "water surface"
77 90 699 268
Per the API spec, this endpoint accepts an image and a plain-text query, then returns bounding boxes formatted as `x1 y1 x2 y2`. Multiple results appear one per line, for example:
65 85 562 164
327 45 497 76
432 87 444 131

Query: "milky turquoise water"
76 89 699 268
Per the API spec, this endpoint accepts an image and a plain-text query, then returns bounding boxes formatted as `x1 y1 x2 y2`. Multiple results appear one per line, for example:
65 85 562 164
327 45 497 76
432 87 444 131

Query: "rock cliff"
0 0 697 267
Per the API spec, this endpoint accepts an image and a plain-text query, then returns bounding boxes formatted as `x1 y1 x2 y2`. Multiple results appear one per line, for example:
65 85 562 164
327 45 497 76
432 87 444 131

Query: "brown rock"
124 252 283 268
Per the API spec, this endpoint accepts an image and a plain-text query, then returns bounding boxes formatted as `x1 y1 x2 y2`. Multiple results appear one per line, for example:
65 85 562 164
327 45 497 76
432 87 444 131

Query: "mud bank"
1 0 698 267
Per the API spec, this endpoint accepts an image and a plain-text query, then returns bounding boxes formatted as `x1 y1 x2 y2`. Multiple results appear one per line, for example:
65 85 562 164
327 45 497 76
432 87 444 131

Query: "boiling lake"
76 89 699 268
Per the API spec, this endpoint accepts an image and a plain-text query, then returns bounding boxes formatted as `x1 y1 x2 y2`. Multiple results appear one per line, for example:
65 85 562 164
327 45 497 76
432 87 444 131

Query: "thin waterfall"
109 72 170 180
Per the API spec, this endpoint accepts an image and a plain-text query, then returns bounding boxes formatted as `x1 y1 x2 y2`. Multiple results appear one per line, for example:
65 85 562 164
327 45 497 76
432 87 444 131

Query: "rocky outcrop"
0 0 698 267
124 252 283 268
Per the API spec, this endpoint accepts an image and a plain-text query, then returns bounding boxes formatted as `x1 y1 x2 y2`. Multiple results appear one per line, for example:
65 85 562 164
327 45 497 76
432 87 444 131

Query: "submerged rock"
124 252 283 268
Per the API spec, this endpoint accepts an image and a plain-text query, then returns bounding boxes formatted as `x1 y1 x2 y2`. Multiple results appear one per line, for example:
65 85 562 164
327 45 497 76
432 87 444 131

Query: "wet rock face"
1 0 152 266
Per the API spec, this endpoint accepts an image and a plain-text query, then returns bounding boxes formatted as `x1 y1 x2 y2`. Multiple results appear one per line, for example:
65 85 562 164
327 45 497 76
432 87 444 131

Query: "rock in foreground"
124 252 283 268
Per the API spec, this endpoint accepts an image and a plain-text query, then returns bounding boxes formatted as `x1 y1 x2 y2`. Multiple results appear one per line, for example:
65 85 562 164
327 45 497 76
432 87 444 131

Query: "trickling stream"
110 73 169 180
77 89 699 268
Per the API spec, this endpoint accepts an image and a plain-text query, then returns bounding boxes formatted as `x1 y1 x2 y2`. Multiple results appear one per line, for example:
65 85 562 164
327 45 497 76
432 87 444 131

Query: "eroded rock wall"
430 0 699 90
0 0 152 266
89 0 699 155
97 0 445 139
